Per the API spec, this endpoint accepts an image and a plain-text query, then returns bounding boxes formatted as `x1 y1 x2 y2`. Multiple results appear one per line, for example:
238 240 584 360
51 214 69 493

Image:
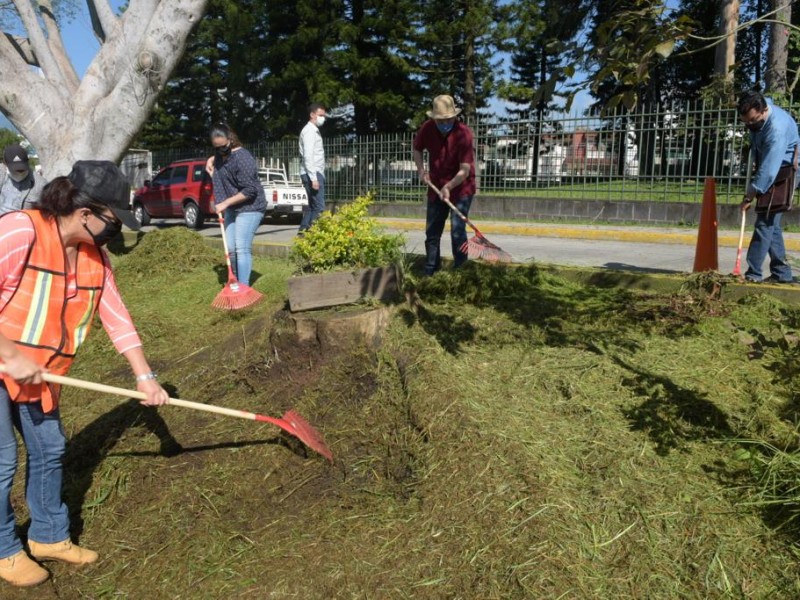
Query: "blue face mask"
436 122 454 134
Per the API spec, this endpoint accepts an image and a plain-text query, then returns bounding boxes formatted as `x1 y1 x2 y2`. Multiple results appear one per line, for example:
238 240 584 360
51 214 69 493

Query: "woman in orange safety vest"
0 161 168 588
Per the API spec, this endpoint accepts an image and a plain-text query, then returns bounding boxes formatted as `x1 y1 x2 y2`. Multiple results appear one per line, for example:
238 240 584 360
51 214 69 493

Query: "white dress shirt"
299 121 325 181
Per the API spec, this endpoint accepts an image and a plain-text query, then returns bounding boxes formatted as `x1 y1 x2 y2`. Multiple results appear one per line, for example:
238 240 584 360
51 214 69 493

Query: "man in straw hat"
413 94 476 275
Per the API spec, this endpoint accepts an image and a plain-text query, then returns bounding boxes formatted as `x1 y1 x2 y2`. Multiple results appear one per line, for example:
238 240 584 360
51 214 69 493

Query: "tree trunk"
714 0 740 80
765 0 791 93
0 0 209 177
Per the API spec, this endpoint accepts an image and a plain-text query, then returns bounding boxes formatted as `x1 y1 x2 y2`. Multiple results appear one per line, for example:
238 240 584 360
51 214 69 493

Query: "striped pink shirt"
0 212 142 353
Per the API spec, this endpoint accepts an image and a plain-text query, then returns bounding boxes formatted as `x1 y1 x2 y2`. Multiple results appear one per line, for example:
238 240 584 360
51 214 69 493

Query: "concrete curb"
374 218 800 252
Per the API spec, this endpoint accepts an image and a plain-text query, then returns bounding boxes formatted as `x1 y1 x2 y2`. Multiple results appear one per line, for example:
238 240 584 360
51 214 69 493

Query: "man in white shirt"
298 102 327 234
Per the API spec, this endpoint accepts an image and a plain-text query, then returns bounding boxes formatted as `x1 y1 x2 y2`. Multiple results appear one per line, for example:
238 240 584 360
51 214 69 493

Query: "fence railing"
146 100 796 205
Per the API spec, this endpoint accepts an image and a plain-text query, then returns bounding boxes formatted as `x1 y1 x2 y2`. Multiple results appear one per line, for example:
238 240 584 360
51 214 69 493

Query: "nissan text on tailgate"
259 167 308 220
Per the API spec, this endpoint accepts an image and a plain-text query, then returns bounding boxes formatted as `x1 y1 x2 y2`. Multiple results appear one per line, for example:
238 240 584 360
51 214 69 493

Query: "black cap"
3 144 29 170
68 160 140 231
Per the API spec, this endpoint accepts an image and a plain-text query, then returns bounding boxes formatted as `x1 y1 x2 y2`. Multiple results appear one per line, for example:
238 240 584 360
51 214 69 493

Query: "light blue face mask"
436 122 454 134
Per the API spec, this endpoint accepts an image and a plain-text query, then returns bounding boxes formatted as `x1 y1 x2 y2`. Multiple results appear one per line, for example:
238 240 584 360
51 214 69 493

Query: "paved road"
141 216 798 276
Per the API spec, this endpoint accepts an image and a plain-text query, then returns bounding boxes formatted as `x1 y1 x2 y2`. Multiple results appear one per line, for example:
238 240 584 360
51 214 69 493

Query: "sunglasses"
92 210 122 228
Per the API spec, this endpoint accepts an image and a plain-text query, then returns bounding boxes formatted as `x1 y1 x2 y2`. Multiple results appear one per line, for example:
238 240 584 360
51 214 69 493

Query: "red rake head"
461 236 513 263
281 409 334 462
211 282 264 310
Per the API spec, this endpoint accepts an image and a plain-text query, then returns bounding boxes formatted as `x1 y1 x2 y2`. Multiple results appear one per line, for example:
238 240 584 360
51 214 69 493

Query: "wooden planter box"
287 265 401 312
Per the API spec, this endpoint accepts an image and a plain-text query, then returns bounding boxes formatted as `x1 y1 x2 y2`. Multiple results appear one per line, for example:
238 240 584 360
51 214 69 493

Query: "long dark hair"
37 177 106 218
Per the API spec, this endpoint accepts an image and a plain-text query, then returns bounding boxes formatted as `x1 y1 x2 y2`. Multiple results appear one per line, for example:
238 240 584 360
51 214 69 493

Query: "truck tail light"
272 190 277 203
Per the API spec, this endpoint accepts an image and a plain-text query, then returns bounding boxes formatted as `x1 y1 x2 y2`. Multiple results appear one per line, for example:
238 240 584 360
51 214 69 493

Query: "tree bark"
714 0 740 81
0 0 209 176
765 0 791 93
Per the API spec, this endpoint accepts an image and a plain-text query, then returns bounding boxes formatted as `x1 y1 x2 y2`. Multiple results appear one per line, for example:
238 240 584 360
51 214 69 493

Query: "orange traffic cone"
693 177 719 272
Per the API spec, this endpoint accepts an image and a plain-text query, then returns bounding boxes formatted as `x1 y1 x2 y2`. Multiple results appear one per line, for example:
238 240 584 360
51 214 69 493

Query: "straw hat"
427 95 462 119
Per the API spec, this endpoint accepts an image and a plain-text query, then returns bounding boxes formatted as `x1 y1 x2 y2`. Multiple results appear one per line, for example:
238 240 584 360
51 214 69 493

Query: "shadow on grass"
62 383 308 539
107 437 287 457
615 355 733 456
406 261 643 355
62 396 183 539
107 231 146 256
745 307 800 432
400 304 477 355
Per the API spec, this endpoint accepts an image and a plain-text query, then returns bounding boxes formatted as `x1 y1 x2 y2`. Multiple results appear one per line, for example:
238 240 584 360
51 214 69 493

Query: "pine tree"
137 0 269 149
259 0 340 140
414 0 505 121
330 0 423 134
499 0 588 117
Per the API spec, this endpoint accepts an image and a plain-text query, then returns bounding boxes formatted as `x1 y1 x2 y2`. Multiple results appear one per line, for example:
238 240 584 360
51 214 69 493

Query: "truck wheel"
133 202 150 226
183 202 203 230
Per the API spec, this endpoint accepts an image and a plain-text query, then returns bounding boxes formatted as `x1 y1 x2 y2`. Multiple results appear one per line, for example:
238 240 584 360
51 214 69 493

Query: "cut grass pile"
6 229 800 598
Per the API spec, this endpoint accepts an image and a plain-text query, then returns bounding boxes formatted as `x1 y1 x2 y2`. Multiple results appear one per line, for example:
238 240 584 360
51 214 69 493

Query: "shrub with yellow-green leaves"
292 193 405 273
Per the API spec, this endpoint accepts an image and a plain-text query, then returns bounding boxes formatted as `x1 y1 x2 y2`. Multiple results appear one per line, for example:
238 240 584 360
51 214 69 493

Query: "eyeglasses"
740 110 766 126
92 210 122 228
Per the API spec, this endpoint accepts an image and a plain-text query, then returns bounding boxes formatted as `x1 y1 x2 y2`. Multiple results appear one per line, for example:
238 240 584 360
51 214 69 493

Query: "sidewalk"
375 217 800 252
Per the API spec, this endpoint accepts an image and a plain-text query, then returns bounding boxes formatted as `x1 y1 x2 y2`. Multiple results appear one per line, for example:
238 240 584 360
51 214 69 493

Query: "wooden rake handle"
426 181 471 225
0 366 293 432
216 212 236 273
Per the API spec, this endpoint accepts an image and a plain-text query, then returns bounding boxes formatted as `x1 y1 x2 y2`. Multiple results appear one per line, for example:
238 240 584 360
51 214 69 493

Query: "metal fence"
147 100 796 205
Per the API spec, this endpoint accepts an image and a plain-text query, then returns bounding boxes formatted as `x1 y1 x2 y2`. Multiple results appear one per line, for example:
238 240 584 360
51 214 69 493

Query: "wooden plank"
287 265 400 312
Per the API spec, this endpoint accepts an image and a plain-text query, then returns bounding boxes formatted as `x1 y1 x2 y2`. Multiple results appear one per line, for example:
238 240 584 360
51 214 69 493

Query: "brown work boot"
0 550 49 587
28 539 98 565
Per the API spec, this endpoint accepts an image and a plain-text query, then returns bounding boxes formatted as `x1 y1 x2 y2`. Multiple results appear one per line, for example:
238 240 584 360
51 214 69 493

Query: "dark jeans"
745 211 793 282
424 195 474 275
299 172 325 232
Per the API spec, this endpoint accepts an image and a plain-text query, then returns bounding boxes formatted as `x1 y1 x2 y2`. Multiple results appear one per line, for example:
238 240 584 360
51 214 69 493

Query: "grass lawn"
6 229 800 598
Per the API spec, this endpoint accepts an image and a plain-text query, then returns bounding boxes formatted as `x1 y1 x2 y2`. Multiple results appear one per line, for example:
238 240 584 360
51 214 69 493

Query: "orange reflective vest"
0 210 106 412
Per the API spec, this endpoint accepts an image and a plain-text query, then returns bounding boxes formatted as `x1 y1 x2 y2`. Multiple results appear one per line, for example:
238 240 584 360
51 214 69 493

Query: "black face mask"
84 212 122 247
214 143 232 160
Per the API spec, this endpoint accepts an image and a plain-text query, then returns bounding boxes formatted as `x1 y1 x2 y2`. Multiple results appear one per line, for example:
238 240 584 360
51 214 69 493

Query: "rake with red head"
0 367 334 463
212 213 264 310
427 182 512 263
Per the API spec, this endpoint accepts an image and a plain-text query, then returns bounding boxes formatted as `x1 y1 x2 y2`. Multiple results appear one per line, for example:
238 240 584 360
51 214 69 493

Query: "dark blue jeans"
299 173 325 232
425 195 474 275
745 211 793 282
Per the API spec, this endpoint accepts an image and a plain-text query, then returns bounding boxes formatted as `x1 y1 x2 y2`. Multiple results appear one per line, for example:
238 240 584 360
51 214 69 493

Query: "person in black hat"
0 143 48 216
0 160 168 588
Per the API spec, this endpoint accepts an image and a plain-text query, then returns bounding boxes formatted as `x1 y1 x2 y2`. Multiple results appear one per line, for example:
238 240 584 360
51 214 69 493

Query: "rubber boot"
28 539 98 565
0 550 49 587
